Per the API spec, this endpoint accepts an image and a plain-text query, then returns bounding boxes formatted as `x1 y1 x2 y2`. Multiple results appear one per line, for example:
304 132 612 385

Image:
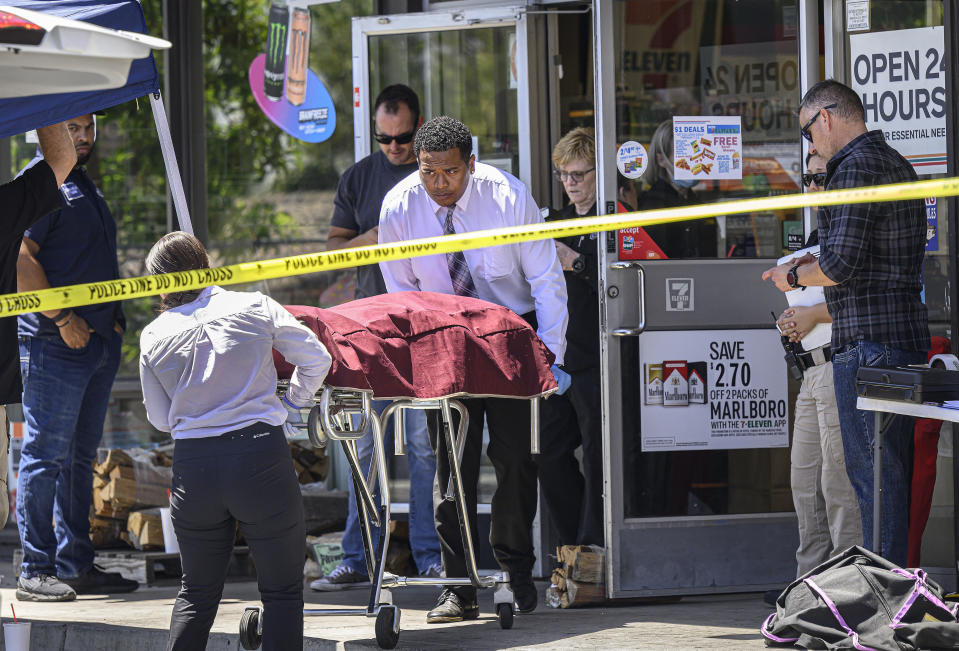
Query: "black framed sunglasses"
553 167 595 183
800 103 837 142
373 128 416 145
801 172 827 187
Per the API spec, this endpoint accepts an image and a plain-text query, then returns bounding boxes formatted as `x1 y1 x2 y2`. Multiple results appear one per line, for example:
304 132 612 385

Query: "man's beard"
76 145 92 166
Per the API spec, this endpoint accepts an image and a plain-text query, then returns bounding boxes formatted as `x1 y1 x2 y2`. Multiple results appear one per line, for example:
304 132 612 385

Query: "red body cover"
274 291 557 400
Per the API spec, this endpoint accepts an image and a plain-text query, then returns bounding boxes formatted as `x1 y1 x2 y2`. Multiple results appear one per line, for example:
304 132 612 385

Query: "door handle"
610 261 645 337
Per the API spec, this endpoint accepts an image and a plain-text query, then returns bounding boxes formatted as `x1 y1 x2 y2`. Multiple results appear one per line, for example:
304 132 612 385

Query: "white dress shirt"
378 162 568 365
139 286 332 440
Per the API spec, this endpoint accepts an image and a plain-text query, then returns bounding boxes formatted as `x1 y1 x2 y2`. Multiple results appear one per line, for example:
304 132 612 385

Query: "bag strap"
759 613 800 645
804 577 880 651
888 568 959 627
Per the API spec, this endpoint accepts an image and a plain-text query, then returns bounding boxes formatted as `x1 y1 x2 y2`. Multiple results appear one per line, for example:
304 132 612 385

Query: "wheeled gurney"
238 291 557 650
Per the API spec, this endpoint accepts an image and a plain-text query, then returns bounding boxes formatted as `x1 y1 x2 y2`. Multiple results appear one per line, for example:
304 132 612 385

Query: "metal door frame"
593 0 819 598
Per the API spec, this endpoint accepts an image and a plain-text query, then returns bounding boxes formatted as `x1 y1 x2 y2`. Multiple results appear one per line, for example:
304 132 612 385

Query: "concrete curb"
0 620 337 651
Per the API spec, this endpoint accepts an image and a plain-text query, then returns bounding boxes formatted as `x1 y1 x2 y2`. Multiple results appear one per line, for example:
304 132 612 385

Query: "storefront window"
842 1 949 339
615 0 802 259
615 0 801 518
369 26 520 176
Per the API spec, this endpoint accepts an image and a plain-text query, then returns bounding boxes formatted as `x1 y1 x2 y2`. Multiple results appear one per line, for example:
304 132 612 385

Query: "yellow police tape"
2 176 957 318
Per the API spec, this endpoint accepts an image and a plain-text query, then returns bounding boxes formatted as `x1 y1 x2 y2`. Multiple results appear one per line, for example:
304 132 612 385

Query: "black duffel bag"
761 546 959 650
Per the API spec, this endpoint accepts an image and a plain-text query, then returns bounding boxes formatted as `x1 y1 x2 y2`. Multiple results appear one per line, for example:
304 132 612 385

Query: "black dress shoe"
61 566 139 595
427 588 479 624
510 571 537 614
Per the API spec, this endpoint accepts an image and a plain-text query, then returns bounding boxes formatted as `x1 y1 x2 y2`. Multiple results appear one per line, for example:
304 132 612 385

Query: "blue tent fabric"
0 0 159 139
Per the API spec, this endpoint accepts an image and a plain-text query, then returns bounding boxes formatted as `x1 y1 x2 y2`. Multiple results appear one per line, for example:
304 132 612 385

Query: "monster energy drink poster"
249 2 337 143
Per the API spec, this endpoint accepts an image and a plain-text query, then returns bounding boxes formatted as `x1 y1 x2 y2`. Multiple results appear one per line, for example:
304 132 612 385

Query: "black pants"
427 397 538 601
167 424 305 651
537 365 604 546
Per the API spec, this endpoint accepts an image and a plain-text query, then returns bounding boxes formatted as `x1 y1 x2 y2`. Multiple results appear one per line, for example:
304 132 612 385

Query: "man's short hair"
374 84 420 127
414 116 473 163
800 79 865 123
552 127 595 168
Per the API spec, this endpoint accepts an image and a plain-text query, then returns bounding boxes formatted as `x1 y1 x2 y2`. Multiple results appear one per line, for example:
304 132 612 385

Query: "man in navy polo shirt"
15 113 136 601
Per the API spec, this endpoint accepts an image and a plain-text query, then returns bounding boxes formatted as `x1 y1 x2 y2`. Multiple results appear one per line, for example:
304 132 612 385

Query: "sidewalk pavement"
0 579 775 650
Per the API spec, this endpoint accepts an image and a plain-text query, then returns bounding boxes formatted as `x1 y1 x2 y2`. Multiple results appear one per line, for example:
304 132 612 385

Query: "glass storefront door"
351 9 536 559
596 0 810 596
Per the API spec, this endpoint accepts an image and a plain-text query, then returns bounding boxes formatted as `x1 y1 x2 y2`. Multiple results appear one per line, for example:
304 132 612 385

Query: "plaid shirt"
818 130 929 352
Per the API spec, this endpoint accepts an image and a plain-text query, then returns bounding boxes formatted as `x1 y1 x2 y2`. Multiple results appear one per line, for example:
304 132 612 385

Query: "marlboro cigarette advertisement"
639 329 788 452
673 116 742 181
248 4 337 143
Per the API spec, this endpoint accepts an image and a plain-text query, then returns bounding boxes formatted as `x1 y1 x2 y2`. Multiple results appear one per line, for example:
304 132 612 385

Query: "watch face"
787 268 797 287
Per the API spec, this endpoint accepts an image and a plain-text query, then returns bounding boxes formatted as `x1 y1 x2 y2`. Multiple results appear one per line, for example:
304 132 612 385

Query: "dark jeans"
832 340 925 567
167 425 305 651
17 332 120 579
427 397 538 601
536 365 604 546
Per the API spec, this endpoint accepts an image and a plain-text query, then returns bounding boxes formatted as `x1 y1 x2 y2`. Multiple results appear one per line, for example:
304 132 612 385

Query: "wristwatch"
786 264 804 289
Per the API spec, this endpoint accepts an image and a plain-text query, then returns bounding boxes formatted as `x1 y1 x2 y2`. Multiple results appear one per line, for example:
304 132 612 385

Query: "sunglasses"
553 167 595 183
800 103 837 142
373 128 416 145
801 172 826 187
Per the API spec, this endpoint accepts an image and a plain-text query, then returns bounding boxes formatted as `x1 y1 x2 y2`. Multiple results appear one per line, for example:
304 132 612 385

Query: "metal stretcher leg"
288 389 535 648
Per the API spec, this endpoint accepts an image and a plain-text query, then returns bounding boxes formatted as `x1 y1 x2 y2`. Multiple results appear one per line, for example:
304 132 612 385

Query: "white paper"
777 245 832 351
846 0 870 32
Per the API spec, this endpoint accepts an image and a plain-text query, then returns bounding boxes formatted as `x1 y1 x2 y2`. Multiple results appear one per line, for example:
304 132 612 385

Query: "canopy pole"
149 91 194 236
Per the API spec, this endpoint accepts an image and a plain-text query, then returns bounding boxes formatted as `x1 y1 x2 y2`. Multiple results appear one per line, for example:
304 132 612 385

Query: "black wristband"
51 309 71 324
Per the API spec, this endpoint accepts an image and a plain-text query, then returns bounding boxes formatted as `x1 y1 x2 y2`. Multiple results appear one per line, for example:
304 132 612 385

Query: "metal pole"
149 92 194 236
873 411 882 554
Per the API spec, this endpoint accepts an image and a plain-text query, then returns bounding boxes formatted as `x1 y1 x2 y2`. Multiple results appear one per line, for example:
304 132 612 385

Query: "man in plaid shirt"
763 80 929 566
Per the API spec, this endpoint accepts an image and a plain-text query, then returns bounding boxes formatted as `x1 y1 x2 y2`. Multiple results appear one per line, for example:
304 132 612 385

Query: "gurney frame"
239 383 542 650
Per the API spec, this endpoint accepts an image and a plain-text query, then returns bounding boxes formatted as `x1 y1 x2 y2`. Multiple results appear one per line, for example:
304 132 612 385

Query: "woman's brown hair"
145 231 210 311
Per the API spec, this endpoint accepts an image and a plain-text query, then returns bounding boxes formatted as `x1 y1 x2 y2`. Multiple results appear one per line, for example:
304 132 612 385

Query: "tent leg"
149 91 194 236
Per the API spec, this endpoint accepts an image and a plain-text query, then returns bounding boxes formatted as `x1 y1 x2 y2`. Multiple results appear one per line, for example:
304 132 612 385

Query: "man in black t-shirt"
0 121 76 529
311 85 443 592
326 84 423 299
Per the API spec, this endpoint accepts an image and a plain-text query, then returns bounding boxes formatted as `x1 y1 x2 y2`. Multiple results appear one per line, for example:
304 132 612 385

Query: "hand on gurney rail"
281 392 311 439
551 365 571 396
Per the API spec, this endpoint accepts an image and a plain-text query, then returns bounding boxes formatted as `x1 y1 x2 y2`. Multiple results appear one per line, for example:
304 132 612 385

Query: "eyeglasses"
800 103 836 142
801 172 827 187
553 167 595 183
373 129 416 145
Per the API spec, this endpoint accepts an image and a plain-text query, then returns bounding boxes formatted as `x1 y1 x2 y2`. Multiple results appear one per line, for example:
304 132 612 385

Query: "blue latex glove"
280 392 309 439
551 364 571 395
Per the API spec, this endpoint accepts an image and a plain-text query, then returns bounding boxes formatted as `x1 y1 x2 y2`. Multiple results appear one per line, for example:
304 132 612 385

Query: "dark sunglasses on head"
801 172 827 187
800 103 837 142
373 129 416 145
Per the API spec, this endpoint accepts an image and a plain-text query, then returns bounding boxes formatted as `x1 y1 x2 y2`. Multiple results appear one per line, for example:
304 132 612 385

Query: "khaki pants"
790 361 862 576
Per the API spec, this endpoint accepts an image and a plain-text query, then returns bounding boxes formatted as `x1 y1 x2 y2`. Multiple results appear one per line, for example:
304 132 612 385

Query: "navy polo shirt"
17 158 125 340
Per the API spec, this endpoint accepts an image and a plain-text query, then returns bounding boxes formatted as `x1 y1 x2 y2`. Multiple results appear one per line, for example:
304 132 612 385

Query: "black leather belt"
797 345 832 370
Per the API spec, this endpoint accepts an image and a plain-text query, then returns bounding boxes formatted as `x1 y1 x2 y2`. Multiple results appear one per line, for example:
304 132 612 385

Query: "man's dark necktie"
444 205 478 298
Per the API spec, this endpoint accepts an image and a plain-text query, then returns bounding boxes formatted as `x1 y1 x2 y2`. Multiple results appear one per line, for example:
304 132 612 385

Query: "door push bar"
609 261 645 337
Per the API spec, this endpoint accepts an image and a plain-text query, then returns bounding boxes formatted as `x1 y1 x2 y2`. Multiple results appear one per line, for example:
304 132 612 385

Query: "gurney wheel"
239 607 262 650
375 605 400 649
496 602 514 630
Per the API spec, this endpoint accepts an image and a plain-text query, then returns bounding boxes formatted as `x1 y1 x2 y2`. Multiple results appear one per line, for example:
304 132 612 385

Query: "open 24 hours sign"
639 329 789 452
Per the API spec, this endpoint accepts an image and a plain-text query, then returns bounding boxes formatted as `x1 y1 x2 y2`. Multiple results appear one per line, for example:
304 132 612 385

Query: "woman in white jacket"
138 231 331 651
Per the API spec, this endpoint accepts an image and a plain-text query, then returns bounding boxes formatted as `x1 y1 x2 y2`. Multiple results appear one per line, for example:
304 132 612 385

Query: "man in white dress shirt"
379 115 569 623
